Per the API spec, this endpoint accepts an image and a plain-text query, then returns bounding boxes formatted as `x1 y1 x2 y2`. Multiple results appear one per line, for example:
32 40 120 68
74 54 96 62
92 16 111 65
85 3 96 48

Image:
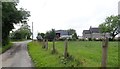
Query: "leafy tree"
2 2 30 46
99 15 120 39
10 23 32 40
37 33 45 39
45 29 56 41
36 33 43 41
72 33 78 39
67 29 76 35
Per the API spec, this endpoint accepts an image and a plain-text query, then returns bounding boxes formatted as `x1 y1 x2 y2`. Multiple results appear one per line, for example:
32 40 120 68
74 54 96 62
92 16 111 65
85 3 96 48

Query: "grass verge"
0 43 13 54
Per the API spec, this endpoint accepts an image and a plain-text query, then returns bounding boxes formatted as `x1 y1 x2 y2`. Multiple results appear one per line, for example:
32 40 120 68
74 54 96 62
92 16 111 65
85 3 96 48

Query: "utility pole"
0 2 2 47
32 22 33 40
118 1 120 15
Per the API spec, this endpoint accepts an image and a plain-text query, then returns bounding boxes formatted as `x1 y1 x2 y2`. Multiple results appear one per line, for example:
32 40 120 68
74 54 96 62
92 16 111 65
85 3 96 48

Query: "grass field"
28 41 118 67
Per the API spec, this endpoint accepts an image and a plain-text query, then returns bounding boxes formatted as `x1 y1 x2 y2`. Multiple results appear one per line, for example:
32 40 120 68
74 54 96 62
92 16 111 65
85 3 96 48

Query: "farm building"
82 26 111 40
55 30 72 39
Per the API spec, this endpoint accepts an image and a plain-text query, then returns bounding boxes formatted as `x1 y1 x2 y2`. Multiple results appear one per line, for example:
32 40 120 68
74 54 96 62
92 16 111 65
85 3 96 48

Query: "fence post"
46 39 48 50
42 39 45 48
64 39 68 58
101 37 108 67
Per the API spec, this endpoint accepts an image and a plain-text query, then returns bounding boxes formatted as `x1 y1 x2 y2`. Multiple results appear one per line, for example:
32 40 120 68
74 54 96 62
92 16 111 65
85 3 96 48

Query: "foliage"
72 33 78 39
36 33 45 40
99 15 120 39
67 29 78 40
36 33 43 41
28 41 118 67
40 33 45 39
10 23 32 40
0 43 13 54
67 29 76 35
45 29 56 41
2 2 30 46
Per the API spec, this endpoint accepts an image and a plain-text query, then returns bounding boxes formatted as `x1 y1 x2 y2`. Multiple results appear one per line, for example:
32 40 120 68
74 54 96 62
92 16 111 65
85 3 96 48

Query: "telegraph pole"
118 1 120 15
32 22 33 40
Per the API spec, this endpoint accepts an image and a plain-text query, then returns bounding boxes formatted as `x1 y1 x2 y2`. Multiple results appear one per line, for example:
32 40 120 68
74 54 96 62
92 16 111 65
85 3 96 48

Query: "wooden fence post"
46 39 48 50
101 37 108 67
42 39 45 48
64 39 68 58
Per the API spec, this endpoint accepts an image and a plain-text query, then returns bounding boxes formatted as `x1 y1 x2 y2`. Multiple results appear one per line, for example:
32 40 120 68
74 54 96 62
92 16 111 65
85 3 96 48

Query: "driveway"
0 40 34 68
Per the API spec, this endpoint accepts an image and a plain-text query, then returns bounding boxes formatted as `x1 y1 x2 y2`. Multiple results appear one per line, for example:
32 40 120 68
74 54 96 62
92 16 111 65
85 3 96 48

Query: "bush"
88 38 92 41
1 43 13 54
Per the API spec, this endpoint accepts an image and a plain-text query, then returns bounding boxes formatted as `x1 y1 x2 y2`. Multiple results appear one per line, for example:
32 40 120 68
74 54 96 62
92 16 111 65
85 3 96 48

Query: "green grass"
28 41 118 67
0 43 13 54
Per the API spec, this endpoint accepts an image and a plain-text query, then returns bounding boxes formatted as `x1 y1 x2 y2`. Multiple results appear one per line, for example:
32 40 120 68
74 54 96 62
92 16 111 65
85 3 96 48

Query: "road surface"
0 40 34 68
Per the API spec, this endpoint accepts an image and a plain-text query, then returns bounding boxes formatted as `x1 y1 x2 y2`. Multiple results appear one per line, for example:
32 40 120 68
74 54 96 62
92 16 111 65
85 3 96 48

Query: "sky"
15 0 120 39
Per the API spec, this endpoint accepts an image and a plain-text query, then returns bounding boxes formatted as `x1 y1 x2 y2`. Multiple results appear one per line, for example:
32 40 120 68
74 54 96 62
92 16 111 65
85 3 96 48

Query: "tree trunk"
111 35 115 40
52 39 56 53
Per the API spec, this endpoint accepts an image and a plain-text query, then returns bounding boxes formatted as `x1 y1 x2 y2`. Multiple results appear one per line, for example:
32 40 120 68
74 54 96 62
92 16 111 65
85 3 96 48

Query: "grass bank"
0 43 13 54
28 41 118 67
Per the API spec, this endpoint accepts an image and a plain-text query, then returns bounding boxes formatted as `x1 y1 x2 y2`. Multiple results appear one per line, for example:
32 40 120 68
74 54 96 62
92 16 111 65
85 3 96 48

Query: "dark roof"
89 28 100 33
55 30 68 35
83 30 90 34
83 27 100 34
55 30 67 33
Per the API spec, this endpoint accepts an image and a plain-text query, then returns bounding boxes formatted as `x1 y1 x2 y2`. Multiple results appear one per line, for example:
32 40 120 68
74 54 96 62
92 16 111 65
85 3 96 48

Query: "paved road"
0 40 34 68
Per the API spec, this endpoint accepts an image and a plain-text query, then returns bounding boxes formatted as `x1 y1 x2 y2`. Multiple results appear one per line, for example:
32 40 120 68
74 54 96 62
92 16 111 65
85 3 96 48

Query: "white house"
82 26 111 40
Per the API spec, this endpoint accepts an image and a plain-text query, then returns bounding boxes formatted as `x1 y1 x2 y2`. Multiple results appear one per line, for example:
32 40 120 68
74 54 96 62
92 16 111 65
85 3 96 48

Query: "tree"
72 33 78 39
45 29 56 41
67 29 76 35
2 2 30 46
10 23 32 40
45 29 57 54
36 33 43 41
37 33 45 39
99 15 120 39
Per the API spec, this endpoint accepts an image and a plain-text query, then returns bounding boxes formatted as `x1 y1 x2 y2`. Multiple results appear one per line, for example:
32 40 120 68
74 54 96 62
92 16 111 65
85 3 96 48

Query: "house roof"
83 27 100 34
83 30 91 34
55 30 67 32
89 28 100 33
55 30 68 35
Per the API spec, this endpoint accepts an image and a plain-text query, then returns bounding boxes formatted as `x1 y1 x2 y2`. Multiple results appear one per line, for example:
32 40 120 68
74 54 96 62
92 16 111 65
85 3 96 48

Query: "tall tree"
10 23 32 40
99 15 120 39
45 29 57 54
2 2 30 46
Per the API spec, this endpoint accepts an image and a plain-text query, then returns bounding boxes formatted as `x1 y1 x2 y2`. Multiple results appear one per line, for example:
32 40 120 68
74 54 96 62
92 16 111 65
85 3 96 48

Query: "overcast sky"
16 0 119 38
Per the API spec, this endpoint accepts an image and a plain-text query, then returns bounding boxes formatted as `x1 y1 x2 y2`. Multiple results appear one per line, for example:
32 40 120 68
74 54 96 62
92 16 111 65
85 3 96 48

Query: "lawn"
28 41 118 67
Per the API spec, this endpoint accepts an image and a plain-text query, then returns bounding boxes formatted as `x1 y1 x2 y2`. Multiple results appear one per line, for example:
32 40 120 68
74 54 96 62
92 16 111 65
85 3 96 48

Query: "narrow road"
0 40 34 68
